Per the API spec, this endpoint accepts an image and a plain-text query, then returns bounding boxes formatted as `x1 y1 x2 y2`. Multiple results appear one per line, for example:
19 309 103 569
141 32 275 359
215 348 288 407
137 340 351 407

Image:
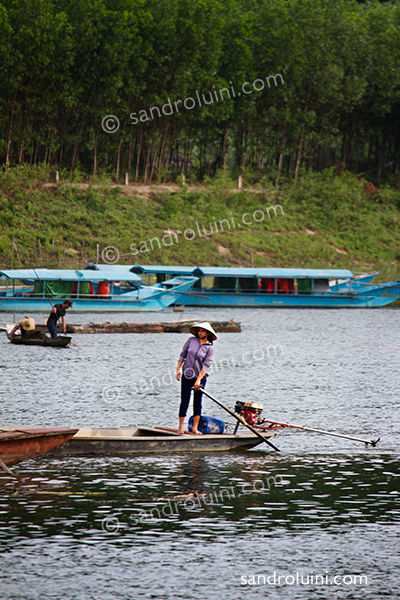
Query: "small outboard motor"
234 401 264 426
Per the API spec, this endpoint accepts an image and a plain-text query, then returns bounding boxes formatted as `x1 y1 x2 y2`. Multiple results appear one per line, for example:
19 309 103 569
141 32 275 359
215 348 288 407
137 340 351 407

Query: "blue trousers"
179 374 207 417
47 321 58 338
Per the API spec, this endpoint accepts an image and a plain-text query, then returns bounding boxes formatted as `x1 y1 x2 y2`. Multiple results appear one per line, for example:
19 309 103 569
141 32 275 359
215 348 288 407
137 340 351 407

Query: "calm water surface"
0 308 399 599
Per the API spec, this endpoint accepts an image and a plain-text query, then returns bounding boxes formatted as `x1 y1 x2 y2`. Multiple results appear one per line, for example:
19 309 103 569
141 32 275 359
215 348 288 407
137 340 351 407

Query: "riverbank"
1 166 400 283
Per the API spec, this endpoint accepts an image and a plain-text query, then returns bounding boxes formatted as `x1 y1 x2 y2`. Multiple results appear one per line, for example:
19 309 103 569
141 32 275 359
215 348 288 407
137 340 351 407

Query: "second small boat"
0 427 79 467
9 335 71 347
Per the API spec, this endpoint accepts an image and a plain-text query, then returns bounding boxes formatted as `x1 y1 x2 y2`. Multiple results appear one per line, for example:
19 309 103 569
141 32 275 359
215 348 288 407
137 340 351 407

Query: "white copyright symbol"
102 516 120 533
102 386 120 403
102 115 120 134
102 246 120 264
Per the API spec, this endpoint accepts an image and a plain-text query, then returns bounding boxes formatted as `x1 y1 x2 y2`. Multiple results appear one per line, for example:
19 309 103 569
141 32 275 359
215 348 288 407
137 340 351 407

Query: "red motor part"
234 401 264 425
242 409 258 425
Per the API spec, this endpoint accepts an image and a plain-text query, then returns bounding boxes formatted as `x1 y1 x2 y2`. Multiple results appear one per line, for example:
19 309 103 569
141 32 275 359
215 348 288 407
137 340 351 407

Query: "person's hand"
175 370 181 381
193 378 202 390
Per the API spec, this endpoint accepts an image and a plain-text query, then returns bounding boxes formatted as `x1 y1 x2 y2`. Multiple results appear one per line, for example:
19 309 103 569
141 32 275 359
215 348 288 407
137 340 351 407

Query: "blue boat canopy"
130 264 195 275
130 265 354 279
85 263 138 274
0 268 141 282
192 267 354 279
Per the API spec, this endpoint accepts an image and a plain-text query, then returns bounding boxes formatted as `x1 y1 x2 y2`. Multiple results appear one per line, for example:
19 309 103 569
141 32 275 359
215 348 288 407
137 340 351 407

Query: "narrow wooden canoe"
48 426 276 455
0 427 79 466
10 336 71 347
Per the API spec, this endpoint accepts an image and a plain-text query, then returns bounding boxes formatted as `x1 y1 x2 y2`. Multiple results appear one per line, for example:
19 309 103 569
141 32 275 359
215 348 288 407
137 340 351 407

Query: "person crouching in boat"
175 322 217 435
8 317 36 340
46 300 72 338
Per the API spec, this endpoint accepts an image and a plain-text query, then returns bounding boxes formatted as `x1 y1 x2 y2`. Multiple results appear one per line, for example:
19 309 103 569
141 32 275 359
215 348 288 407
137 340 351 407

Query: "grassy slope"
1 166 400 283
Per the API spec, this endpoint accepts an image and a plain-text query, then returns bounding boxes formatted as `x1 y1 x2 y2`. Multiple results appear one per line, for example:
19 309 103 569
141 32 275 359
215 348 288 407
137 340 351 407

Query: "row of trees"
1 0 400 183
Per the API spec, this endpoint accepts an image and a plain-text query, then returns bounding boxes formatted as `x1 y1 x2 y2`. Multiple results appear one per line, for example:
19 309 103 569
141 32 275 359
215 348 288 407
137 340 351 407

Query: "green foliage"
1 167 400 278
0 0 400 183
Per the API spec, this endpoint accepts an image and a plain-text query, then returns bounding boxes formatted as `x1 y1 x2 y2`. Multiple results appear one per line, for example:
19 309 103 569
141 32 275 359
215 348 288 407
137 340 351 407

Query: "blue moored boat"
131 265 400 308
0 267 198 312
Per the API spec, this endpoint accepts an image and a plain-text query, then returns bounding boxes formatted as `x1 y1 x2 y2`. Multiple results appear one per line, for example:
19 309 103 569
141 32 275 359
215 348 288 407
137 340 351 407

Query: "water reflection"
1 453 398 542
1 307 400 599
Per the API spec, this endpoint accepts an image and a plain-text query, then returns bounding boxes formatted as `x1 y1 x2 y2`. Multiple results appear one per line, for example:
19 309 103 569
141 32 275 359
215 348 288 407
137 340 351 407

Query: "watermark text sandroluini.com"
240 572 369 587
130 74 285 125
101 205 284 263
101 74 284 133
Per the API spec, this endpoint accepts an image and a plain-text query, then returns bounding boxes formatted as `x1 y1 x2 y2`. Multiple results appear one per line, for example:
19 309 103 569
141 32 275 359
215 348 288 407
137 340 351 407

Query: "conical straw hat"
21 317 35 331
189 321 217 341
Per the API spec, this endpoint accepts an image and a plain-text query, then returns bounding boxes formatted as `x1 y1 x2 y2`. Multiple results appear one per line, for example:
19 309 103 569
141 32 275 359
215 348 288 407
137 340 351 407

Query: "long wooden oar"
0 459 16 476
198 388 280 452
256 419 380 447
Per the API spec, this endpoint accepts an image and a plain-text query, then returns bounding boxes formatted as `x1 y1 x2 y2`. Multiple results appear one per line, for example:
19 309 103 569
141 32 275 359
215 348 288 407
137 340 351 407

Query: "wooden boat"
0 427 79 466
131 264 400 308
10 335 71 347
0 267 198 312
48 427 275 455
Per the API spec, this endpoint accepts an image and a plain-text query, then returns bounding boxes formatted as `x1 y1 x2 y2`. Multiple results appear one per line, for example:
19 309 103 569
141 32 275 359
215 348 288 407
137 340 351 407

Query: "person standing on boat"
8 317 36 340
46 300 72 338
175 322 217 435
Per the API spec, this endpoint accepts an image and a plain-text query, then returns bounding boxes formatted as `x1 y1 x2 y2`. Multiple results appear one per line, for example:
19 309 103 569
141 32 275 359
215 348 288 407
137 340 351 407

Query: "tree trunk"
143 147 151 183
70 118 86 175
135 126 144 183
116 137 123 180
33 141 39 165
353 137 359 174
343 120 355 168
294 132 304 180
377 129 387 185
275 136 286 186
5 81 23 166
93 124 101 176
221 122 229 166
128 126 134 175
149 127 163 183
158 124 169 182
207 145 214 177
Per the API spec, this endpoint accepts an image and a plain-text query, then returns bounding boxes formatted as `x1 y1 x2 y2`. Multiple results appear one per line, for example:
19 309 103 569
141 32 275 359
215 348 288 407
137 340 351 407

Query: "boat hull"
0 294 182 312
0 428 79 466
134 265 400 308
0 274 199 312
172 287 400 308
10 336 71 347
48 427 272 455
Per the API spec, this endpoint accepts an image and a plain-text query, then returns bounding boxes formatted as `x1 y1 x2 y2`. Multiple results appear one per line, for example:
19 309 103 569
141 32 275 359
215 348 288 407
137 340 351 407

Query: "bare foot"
177 429 185 435
191 429 203 435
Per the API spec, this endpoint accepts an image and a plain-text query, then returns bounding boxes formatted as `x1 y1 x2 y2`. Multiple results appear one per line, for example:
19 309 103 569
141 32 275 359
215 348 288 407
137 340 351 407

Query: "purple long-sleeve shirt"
179 336 214 379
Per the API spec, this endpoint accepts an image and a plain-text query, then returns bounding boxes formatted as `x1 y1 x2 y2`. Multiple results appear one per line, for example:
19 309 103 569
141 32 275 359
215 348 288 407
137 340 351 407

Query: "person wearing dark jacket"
46 300 72 338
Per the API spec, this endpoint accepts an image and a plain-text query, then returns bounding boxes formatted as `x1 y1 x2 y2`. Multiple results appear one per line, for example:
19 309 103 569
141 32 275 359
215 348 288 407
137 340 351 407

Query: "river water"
0 307 399 599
